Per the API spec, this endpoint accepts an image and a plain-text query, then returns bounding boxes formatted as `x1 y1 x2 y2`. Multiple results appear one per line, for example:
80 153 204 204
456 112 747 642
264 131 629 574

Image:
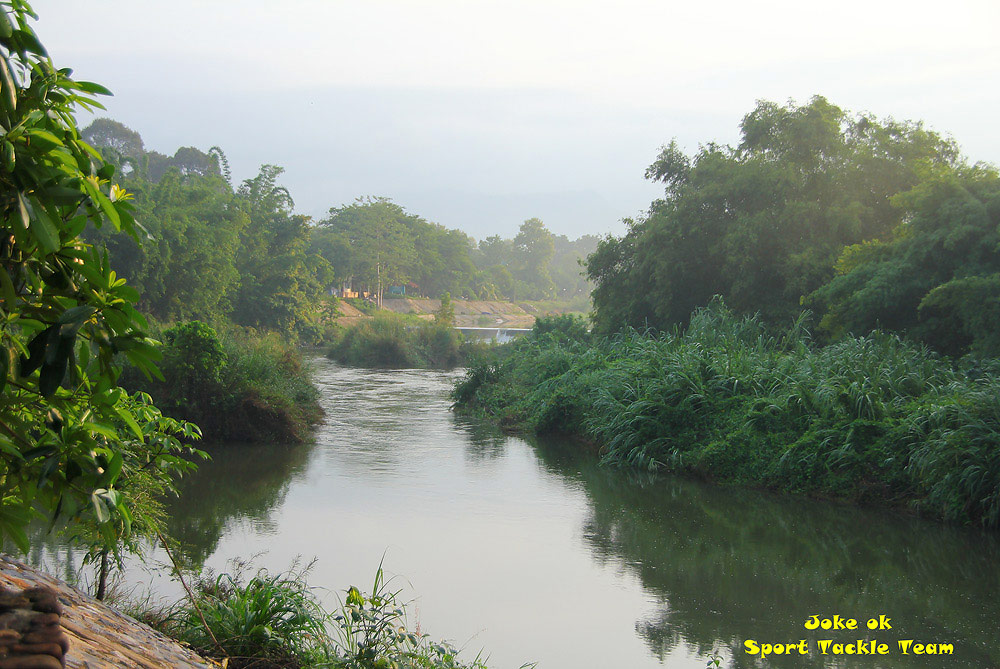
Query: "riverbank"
452 306 1000 527
121 322 323 443
326 312 489 368
0 554 212 668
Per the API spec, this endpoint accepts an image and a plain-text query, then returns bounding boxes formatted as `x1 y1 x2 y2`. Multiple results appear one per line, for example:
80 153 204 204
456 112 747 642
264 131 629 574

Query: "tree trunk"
96 550 109 601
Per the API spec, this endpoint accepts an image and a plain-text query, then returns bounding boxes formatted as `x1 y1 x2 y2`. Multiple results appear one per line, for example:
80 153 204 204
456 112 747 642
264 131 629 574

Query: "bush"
138 559 496 669
123 323 322 442
327 313 467 369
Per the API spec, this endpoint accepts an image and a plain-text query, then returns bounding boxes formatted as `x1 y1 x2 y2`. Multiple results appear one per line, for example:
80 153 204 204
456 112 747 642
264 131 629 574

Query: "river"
29 359 1000 667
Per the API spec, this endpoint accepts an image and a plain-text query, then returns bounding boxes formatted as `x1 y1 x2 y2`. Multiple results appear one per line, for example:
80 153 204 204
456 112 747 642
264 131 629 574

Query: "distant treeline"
83 119 597 340
589 96 1000 357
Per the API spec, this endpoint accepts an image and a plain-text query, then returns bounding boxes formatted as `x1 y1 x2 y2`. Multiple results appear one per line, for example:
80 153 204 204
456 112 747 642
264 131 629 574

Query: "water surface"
30 359 1000 667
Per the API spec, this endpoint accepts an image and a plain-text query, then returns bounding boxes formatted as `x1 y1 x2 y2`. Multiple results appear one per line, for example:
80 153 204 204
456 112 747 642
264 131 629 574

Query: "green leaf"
12 28 46 57
114 404 143 440
25 128 63 150
90 491 110 523
26 197 60 254
0 267 17 310
58 305 96 326
102 452 123 486
38 357 67 397
74 80 112 96
0 57 16 111
0 10 14 39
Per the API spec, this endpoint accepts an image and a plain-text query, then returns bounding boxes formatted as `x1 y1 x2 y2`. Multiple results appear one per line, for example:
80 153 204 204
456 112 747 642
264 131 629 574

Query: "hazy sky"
33 0 1000 239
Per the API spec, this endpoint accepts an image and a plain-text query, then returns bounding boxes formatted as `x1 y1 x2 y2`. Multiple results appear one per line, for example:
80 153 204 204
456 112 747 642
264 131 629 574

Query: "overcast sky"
33 0 1000 240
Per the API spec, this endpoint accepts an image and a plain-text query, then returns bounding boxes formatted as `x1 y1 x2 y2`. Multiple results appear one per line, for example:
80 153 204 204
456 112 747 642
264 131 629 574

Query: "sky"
32 0 1000 240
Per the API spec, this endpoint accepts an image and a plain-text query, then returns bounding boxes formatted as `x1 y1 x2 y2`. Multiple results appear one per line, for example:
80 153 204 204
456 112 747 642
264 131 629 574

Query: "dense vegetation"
133 560 493 669
454 97 1000 529
0 0 204 562
82 123 335 338
120 321 322 442
0 6 499 667
454 306 1000 527
311 198 597 304
82 124 598 315
327 313 469 369
587 96 999 358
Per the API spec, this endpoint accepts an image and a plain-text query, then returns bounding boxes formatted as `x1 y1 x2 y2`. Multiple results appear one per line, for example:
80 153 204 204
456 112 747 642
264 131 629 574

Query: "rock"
0 555 212 669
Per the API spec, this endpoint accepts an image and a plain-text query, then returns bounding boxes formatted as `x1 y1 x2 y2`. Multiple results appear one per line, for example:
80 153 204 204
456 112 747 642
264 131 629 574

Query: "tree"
320 197 415 308
0 1 202 555
810 169 1000 355
511 218 555 298
588 96 962 335
232 165 334 333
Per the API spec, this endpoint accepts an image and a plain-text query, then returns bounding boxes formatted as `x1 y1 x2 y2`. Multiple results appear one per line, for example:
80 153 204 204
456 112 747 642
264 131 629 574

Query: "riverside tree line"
84 118 598 332
456 96 1000 528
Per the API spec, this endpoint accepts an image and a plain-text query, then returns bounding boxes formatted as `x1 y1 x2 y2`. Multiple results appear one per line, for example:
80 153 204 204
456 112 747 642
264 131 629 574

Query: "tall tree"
320 197 415 307
588 96 962 334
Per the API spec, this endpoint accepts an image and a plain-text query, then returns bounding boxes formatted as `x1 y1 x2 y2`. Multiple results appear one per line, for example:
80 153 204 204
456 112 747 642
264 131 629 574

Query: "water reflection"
166 440 314 566
529 435 1000 667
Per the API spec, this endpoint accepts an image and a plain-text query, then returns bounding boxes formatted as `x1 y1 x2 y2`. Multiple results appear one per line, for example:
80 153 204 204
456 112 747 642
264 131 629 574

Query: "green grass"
132 559 499 669
121 322 323 442
453 303 1000 527
327 312 484 369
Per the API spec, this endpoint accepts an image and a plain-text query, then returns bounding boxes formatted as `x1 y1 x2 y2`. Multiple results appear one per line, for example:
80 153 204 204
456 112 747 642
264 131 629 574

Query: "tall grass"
121 322 323 442
453 302 1000 527
328 313 478 369
136 559 496 669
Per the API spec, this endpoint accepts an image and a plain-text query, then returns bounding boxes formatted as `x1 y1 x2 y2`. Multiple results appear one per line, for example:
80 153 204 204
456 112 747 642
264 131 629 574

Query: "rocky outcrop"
0 556 212 669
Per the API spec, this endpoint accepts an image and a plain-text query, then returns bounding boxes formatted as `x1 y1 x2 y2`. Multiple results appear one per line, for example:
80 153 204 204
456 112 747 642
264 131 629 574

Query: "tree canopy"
588 96 970 342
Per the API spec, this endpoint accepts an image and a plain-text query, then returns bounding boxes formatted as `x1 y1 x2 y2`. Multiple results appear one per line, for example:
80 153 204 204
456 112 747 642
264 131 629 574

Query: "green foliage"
232 165 334 334
335 564 492 669
588 96 962 336
327 313 467 369
141 559 495 669
124 324 322 442
529 314 590 344
154 559 335 668
810 169 1000 356
0 1 204 552
84 124 334 335
434 292 455 328
312 204 593 304
454 300 1000 527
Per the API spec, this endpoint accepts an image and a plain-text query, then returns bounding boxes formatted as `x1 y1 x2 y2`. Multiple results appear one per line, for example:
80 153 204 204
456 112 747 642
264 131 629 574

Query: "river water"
29 359 1000 667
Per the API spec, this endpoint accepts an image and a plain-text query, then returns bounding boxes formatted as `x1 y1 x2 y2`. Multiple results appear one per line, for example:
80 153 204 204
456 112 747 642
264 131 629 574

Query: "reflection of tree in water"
530 435 1000 668
453 414 508 463
164 440 314 567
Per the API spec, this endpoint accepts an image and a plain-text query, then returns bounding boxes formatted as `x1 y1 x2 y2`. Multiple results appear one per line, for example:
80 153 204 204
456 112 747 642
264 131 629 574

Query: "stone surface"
0 556 213 669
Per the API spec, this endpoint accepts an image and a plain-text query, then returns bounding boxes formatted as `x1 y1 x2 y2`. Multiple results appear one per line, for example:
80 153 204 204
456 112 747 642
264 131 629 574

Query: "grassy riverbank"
122 322 323 442
327 312 486 369
453 305 1000 527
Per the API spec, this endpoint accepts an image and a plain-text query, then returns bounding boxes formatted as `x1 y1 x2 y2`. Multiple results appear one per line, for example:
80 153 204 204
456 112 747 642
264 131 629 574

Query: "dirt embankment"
337 298 537 328
0 554 212 668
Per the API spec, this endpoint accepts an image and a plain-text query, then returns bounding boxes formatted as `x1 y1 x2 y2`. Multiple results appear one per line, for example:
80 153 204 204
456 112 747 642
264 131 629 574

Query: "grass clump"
327 312 476 369
136 559 495 669
453 301 1000 527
